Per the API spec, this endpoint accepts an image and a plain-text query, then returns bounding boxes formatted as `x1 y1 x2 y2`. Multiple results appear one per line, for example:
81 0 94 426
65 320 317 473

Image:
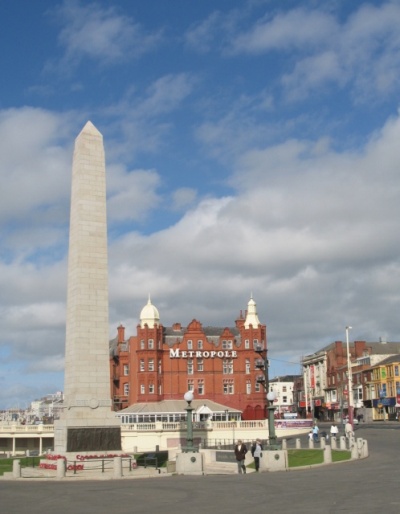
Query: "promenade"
1 424 399 514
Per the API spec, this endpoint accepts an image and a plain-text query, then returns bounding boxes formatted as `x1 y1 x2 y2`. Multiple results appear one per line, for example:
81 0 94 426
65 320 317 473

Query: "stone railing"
0 423 53 433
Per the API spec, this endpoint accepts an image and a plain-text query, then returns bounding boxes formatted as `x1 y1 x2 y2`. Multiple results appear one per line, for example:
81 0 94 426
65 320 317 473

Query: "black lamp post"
255 344 281 449
266 391 279 448
183 391 197 452
255 344 269 417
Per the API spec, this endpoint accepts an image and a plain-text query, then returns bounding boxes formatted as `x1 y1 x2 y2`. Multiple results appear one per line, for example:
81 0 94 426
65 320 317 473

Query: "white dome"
244 295 260 329
140 296 160 328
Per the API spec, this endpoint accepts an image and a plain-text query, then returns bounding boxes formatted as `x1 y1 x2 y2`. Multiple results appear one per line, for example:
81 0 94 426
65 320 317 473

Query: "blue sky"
2 0 400 409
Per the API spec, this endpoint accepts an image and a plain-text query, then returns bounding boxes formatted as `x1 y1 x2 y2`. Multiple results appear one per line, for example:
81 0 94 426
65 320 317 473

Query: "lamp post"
379 389 386 422
183 391 197 452
267 390 279 448
255 344 281 449
345 326 353 429
255 344 269 418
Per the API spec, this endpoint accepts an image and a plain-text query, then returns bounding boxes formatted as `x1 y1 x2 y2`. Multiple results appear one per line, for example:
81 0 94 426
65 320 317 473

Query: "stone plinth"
176 452 204 475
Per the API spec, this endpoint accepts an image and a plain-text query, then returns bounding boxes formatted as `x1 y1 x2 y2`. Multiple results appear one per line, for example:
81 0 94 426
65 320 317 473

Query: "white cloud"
227 3 400 101
53 0 162 68
0 107 72 225
107 165 162 223
184 11 223 53
231 8 337 53
103 73 196 163
171 187 197 211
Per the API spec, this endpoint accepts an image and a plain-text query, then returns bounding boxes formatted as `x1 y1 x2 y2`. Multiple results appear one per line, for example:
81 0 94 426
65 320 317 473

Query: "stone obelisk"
54 121 121 454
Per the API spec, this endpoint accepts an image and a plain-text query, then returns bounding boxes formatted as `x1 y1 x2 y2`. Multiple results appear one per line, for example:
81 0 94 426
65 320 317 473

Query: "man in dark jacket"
234 439 248 474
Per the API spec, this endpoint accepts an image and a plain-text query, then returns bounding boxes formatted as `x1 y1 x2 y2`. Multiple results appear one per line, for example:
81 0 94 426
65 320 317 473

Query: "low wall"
199 435 368 473
0 420 312 455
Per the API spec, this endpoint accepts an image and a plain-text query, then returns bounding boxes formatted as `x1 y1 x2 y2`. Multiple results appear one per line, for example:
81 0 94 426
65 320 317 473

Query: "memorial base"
176 452 204 475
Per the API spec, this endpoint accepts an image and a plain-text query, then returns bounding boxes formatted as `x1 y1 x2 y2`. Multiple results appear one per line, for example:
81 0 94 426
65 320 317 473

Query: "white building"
269 376 299 415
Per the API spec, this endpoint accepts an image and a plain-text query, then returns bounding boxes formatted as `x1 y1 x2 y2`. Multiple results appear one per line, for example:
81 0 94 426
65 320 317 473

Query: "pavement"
1 424 399 514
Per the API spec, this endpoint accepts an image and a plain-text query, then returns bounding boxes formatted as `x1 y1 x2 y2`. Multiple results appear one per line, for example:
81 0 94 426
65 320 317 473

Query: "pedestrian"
251 438 263 472
312 424 319 442
345 421 353 439
234 439 248 474
330 423 339 440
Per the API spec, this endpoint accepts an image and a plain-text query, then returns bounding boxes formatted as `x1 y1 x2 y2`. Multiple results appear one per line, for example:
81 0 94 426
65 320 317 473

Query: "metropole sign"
169 349 238 359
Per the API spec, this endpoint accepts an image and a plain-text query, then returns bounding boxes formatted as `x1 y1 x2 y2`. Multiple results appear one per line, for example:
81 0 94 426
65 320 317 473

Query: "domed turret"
244 294 260 328
140 295 160 328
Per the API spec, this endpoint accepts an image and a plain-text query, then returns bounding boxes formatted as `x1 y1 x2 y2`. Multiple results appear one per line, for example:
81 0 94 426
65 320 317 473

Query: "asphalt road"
1 424 399 514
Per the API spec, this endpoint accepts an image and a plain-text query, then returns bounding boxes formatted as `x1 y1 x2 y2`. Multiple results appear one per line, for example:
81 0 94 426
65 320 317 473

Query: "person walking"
345 421 353 439
330 422 339 440
234 439 248 474
251 439 263 472
312 424 319 442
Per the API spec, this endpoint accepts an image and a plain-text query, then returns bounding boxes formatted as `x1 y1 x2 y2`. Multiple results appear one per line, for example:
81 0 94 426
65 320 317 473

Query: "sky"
1 0 400 409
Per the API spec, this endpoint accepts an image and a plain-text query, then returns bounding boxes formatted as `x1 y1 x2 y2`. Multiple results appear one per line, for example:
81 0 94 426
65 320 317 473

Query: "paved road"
1 425 399 514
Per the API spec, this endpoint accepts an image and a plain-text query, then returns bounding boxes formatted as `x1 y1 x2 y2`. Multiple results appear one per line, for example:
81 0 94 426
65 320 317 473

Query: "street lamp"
255 344 269 418
183 391 197 452
254 344 281 449
345 326 353 429
267 390 279 448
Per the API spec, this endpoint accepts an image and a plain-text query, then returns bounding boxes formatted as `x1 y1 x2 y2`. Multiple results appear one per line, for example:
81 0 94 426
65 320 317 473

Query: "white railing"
0 423 54 433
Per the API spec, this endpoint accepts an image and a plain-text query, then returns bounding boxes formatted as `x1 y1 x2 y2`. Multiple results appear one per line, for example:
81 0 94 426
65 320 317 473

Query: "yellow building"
369 354 400 421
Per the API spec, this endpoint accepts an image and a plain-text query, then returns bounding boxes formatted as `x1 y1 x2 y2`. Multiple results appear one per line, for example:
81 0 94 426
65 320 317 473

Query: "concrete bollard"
308 439 314 449
331 437 337 449
340 436 346 450
12 460 21 479
114 456 122 479
356 438 364 458
361 439 369 458
295 438 301 449
351 441 358 459
282 439 287 450
323 444 332 464
320 437 326 449
57 459 66 479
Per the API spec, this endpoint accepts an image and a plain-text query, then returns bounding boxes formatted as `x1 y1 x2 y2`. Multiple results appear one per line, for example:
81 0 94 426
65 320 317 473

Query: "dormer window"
222 340 232 350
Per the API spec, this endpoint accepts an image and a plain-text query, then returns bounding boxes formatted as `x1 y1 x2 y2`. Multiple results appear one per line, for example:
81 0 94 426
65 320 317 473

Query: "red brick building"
110 296 267 419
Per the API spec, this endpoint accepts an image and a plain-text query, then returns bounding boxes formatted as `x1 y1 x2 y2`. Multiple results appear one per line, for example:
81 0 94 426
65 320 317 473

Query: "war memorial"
1 123 373 485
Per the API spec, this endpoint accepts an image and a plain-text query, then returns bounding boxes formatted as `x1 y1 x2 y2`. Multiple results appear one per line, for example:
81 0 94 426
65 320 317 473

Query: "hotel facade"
110 296 268 420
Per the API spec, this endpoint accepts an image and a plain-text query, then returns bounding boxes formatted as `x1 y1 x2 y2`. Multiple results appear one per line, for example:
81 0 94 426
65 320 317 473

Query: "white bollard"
57 458 66 479
295 438 301 449
331 437 337 450
323 445 332 464
12 460 21 479
351 440 358 459
114 456 122 479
